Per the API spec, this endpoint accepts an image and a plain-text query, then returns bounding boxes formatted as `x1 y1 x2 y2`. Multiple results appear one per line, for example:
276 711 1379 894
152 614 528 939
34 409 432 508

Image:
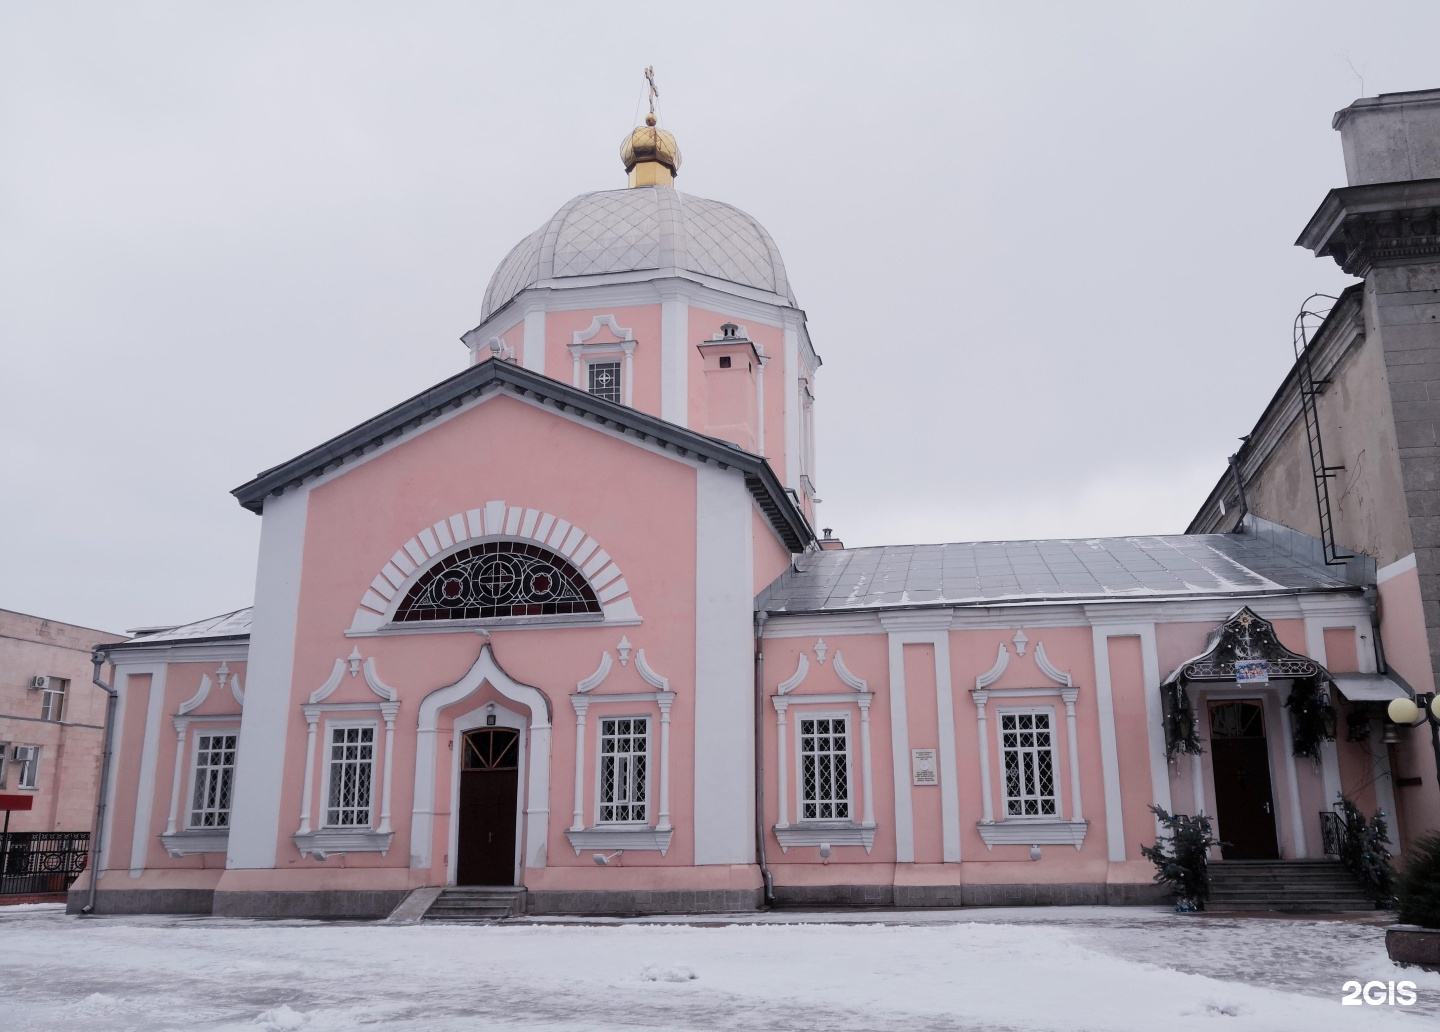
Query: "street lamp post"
1387 693 1440 799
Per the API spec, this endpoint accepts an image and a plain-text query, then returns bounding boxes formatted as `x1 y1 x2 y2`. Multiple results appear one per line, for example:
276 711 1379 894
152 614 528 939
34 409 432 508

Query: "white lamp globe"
1388 697 1420 725
1432 695 1440 720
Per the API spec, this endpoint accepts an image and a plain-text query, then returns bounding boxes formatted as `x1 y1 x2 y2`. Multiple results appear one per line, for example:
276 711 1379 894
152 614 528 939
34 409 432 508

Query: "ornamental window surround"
568 314 637 408
770 648 877 853
295 701 400 859
566 645 675 856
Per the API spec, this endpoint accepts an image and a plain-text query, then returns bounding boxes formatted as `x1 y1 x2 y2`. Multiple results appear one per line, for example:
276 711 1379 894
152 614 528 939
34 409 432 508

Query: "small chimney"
819 527 845 550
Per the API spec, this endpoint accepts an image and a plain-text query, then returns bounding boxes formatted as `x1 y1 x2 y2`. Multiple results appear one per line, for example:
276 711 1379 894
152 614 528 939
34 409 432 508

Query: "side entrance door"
1208 699 1280 860
456 727 520 885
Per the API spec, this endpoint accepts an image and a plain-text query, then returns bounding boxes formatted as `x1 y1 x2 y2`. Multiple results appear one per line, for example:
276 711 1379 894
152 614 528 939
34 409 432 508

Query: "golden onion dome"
620 113 681 187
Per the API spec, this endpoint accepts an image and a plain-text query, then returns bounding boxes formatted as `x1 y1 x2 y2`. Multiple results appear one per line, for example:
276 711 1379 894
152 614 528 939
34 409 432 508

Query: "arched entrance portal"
457 727 521 885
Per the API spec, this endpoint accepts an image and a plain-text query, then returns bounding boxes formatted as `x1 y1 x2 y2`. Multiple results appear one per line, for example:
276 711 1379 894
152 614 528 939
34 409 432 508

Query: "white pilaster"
228 486 309 869
661 295 688 425
569 696 589 831
1088 625 1128 862
164 719 188 836
858 696 875 827
657 693 673 832
1276 696 1309 858
885 634 913 863
297 711 318 836
783 324 800 488
129 664 168 876
692 464 754 863
378 703 398 835
522 309 546 374
1061 687 1083 822
973 690 994 823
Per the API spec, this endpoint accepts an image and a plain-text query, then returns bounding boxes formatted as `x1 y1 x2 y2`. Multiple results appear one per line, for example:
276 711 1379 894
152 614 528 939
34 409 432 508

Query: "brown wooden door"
456 727 520 886
1208 700 1279 860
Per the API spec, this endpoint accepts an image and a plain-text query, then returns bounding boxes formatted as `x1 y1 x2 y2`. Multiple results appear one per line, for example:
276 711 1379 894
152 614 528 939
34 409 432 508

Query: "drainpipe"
1227 452 1249 529
83 649 118 915
753 610 774 907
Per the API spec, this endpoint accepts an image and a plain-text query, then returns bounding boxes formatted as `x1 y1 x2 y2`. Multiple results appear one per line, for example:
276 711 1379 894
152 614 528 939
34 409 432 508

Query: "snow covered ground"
2 904 1437 1031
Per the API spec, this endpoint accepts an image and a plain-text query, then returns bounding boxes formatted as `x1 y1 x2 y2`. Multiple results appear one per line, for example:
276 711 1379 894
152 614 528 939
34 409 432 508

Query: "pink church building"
74 96 1440 918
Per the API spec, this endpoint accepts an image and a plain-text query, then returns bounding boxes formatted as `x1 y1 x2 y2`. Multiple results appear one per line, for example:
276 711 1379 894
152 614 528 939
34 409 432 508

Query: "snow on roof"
114 607 253 648
758 534 1357 615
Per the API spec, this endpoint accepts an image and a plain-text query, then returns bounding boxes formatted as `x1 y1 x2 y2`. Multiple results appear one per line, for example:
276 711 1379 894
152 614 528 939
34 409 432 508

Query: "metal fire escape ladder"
1293 294 1352 566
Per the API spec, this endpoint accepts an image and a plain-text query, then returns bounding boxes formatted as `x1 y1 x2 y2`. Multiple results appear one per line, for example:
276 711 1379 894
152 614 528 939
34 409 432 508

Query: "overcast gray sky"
4 1 1438 634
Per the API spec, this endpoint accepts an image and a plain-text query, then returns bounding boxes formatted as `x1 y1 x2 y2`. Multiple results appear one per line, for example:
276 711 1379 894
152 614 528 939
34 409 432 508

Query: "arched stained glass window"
393 541 601 622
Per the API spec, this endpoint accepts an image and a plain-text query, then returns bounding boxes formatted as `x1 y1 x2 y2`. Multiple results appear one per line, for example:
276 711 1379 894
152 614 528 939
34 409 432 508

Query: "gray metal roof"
758 534 1358 615
107 607 253 650
482 187 795 317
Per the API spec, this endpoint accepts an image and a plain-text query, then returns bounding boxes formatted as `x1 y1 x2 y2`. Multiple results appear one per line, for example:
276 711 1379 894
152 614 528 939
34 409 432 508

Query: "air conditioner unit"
29 675 50 691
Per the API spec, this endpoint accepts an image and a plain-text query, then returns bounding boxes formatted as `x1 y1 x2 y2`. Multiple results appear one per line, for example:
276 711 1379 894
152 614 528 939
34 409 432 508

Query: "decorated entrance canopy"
1160 607 1339 761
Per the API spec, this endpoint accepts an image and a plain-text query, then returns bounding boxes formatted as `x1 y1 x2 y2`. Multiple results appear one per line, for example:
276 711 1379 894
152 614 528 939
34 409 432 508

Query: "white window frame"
0 741 8 789
187 730 239 830
795 710 854 823
40 678 67 722
322 719 379 829
996 706 1059 819
971 687 1087 850
162 715 240 857
566 685 675 856
294 699 398 860
14 745 40 790
594 714 650 825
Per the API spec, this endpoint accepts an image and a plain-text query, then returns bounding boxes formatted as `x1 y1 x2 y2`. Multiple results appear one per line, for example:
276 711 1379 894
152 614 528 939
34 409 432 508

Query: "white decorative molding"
160 829 229 858
1012 629 1029 656
577 651 613 693
776 652 809 695
349 500 638 633
634 649 670 692
813 638 829 664
831 652 867 692
348 646 363 677
177 674 212 716
569 316 637 406
773 822 877 853
410 643 551 872
229 673 245 708
484 336 515 361
616 635 632 666
362 657 399 702
1033 642 1073 687
308 659 347 705
216 662 231 689
294 828 394 860
572 313 635 345
295 699 400 845
976 643 1009 689
976 819 1088 850
565 825 673 856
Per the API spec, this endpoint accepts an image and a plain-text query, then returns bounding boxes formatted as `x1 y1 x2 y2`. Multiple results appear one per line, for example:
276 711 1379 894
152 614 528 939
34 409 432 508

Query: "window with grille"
598 717 647 823
799 716 850 820
587 360 622 403
1000 710 1057 817
189 733 238 829
40 678 67 722
325 726 375 827
14 745 40 790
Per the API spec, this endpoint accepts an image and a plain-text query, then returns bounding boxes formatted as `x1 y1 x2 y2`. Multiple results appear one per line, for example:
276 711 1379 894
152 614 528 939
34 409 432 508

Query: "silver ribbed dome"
482 187 794 318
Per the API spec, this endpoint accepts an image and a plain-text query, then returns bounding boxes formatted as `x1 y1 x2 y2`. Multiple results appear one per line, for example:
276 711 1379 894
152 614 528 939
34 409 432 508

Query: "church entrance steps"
1206 860 1375 913
421 886 528 923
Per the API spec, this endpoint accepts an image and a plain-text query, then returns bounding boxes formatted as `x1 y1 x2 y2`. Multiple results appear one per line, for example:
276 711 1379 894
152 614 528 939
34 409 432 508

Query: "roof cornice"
231 359 813 552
